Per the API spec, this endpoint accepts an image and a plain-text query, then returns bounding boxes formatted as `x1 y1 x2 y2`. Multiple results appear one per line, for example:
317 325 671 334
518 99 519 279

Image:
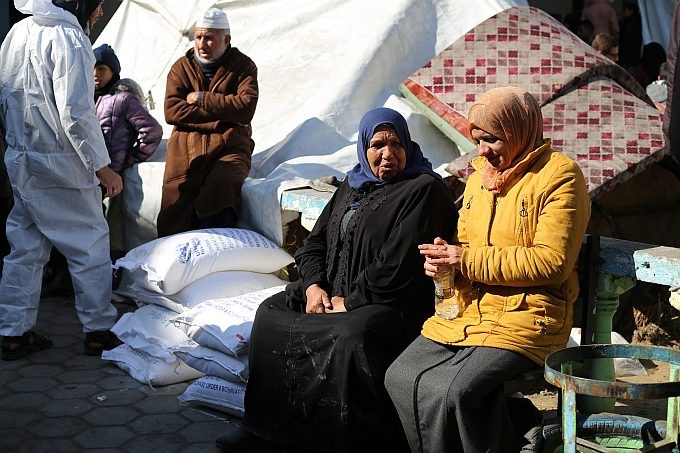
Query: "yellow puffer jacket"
422 141 591 365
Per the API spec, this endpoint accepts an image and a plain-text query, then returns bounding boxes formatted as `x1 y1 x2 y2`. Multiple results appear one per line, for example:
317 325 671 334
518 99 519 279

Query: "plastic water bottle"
433 268 459 319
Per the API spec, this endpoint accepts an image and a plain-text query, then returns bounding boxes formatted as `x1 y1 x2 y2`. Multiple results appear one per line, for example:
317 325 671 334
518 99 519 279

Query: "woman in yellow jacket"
385 86 591 453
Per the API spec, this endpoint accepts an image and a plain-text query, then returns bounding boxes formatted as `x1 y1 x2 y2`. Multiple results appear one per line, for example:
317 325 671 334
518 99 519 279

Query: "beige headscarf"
467 86 544 194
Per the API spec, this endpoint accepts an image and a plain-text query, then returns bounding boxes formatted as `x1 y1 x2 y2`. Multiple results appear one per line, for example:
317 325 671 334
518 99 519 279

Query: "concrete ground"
0 295 269 453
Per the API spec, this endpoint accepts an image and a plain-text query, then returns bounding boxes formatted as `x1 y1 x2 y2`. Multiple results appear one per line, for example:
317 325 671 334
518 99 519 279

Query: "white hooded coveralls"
0 0 117 335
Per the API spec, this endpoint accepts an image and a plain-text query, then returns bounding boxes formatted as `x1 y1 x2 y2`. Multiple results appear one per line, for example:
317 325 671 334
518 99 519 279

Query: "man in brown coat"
158 6 258 237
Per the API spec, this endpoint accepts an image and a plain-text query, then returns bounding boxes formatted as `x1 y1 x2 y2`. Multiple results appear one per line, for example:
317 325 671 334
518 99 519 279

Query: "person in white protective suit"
0 0 124 360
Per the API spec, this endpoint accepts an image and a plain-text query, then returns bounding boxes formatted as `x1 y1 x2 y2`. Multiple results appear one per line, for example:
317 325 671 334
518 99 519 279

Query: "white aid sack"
102 344 204 386
567 328 647 377
111 304 190 363
172 285 286 357
172 339 249 382
117 271 287 313
114 280 184 313
114 228 294 295
178 375 247 417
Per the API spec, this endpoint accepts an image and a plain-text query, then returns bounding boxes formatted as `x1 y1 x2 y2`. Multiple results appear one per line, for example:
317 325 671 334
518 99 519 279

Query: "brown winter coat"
158 46 258 236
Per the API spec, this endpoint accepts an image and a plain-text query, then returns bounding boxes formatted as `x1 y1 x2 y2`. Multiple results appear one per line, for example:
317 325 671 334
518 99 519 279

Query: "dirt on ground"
614 282 680 349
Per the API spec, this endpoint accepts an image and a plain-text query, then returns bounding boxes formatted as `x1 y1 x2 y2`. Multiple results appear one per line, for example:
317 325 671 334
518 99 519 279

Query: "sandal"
83 330 122 356
1 331 53 361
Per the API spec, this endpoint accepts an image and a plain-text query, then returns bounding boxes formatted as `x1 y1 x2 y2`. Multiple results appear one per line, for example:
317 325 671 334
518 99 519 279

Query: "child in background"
93 44 162 263
94 44 162 175
591 32 619 63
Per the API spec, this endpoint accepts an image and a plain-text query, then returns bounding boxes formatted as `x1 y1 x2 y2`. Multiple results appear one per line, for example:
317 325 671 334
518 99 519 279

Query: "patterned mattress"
402 6 665 197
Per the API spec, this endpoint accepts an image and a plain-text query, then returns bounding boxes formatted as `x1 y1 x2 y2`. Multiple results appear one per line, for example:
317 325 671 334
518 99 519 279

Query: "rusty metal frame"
545 344 680 453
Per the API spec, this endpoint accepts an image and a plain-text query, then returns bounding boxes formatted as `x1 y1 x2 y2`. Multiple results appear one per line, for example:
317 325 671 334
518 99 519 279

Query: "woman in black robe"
217 108 456 453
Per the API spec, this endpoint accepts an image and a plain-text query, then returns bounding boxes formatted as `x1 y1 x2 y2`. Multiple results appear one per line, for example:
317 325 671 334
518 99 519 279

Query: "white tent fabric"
96 0 526 246
638 0 677 52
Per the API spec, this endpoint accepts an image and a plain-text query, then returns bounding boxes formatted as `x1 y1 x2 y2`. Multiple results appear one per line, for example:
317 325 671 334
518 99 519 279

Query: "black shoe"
216 428 285 452
519 425 545 453
84 330 122 356
1 331 53 360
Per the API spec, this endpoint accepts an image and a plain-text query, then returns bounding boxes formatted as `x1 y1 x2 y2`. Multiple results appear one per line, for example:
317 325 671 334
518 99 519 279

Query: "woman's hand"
305 284 332 314
326 296 347 313
419 237 463 277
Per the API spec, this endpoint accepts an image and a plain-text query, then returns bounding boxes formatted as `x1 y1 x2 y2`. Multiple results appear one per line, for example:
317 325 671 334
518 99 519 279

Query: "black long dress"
244 173 456 452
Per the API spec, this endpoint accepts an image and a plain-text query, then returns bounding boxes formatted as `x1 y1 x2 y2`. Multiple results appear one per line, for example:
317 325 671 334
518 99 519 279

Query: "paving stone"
7 376 59 392
64 354 113 370
85 405 140 425
102 364 128 376
51 313 83 325
129 413 188 435
121 434 185 453
55 368 106 384
39 398 94 417
45 295 71 304
66 343 88 356
40 321 82 336
134 394 185 414
0 409 40 429
21 438 82 453
140 381 190 396
46 382 99 399
21 439 85 453
0 295 281 452
179 420 235 443
74 426 134 449
97 373 144 390
90 387 146 406
180 406 228 422
50 334 81 348
180 443 223 453
27 347 72 364
0 427 30 445
16 363 62 378
0 357 31 370
27 416 87 438
0 369 15 385
0 391 49 409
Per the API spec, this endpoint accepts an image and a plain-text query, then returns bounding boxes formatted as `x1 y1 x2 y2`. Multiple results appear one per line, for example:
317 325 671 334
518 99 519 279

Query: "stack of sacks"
113 228 293 313
101 304 204 386
173 285 286 417
103 228 293 389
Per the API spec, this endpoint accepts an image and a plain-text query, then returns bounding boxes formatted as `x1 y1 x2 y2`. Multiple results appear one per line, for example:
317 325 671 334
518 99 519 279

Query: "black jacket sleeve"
293 184 346 292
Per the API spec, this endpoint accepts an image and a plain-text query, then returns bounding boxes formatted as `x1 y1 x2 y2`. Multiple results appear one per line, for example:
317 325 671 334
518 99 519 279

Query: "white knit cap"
195 7 230 31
